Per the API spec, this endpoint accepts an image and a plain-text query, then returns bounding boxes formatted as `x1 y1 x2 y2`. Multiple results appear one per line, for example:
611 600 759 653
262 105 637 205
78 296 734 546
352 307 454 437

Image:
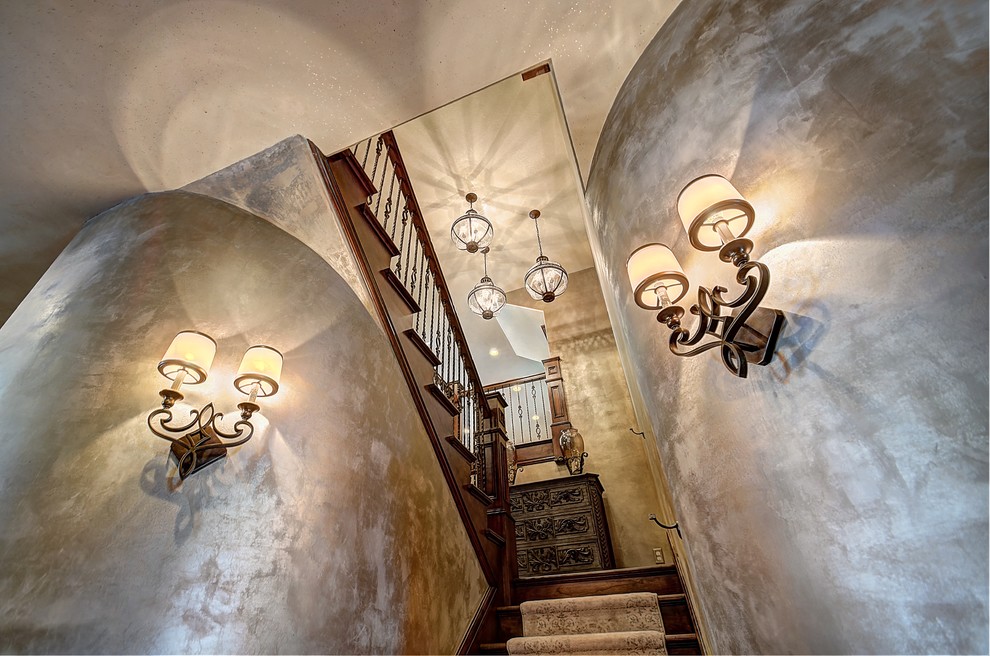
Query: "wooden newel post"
542 356 572 462
483 390 518 600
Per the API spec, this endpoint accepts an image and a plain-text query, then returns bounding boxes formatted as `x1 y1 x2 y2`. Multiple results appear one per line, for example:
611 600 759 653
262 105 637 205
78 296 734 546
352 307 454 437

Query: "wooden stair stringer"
314 143 499 589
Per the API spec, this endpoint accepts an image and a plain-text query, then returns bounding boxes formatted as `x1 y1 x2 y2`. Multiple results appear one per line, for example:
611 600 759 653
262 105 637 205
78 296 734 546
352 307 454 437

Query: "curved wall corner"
585 1 988 654
0 191 487 654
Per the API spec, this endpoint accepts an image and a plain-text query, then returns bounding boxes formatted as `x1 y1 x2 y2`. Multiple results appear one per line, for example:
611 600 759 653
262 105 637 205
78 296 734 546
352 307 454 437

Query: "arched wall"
0 191 487 653
585 1 988 653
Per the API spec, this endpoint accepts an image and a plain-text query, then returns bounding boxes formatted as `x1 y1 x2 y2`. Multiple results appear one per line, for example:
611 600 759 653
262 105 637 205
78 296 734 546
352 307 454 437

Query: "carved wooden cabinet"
510 473 615 577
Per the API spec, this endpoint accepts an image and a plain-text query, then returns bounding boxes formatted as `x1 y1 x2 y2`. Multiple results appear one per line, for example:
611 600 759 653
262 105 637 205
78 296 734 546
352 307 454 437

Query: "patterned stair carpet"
506 592 667 655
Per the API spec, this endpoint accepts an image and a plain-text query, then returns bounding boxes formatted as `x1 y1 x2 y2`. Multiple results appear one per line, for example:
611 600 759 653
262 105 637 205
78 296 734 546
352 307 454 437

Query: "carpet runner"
506 592 667 655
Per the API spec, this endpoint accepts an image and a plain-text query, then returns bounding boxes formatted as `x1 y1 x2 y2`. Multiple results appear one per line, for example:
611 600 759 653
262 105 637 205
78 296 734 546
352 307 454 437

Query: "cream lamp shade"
626 243 689 309
158 331 217 384
234 345 283 397
677 174 755 250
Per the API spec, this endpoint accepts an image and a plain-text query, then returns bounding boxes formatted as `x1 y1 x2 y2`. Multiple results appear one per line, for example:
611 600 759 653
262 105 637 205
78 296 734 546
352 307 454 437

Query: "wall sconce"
559 427 587 475
627 175 785 378
147 331 283 479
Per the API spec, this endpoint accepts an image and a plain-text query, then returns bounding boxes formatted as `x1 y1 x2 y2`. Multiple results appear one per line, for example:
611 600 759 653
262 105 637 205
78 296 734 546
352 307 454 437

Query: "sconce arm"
666 258 781 378
146 402 256 479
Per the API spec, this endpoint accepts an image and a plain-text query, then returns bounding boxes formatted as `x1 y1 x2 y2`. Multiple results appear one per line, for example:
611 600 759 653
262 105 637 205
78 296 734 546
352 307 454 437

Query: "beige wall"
509 267 672 567
0 188 487 650
585 0 988 653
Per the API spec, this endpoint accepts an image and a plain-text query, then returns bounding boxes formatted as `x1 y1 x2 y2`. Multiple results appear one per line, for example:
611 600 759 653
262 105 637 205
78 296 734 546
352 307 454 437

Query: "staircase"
313 132 704 655
482 565 702 655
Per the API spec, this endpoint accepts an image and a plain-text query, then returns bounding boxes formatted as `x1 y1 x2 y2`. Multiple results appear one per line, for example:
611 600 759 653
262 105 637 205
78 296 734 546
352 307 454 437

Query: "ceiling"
0 1 680 326
394 67 590 384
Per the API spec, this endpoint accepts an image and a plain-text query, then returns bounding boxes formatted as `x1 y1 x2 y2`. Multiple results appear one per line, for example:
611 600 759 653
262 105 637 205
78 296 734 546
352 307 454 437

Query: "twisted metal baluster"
395 204 409 279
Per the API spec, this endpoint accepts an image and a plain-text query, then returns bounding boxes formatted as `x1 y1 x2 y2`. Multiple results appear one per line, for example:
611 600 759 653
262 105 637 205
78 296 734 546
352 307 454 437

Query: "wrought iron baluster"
395 203 409 278
413 244 425 332
402 208 416 287
532 382 542 440
368 136 384 192
360 138 373 169
381 169 398 234
540 378 549 440
406 240 423 316
445 325 454 386
517 390 525 443
375 159 394 226
524 382 533 442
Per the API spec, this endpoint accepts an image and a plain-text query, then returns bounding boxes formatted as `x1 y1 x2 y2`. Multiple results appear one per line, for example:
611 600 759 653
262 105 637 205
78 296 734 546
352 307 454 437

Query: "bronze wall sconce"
627 175 785 378
148 331 283 479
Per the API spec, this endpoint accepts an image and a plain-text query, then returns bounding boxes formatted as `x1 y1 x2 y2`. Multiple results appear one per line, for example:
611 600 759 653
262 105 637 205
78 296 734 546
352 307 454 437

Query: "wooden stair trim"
310 142 497 590
426 382 459 417
457 585 497 656
404 328 442 366
381 267 421 314
342 149 378 199
657 593 688 603
465 483 494 506
513 565 678 587
357 203 400 258
483 528 506 547
665 633 699 643
447 435 477 463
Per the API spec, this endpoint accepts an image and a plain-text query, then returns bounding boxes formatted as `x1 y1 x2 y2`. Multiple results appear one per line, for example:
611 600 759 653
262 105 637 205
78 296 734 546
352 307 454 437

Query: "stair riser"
515 576 682 603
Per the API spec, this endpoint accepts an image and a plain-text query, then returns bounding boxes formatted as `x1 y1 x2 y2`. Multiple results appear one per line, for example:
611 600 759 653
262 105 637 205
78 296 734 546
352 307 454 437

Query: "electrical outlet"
653 548 665 564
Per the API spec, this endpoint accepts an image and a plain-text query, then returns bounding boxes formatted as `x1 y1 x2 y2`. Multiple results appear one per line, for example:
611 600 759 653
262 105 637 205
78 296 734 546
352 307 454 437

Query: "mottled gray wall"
585 0 988 653
184 135 375 315
509 268 669 567
0 192 487 653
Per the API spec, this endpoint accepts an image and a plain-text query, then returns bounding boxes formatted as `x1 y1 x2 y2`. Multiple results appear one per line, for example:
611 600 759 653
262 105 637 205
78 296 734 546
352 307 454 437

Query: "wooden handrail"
380 131 490 418
483 371 547 392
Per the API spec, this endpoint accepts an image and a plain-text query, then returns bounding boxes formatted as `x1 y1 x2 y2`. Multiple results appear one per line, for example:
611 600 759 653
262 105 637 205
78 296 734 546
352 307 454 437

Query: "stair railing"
485 355 573 467
353 132 491 480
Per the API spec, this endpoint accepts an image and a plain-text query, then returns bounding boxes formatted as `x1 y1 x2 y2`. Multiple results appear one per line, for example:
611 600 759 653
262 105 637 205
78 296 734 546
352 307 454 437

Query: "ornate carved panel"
555 514 589 535
525 517 554 542
558 545 595 566
550 487 584 506
526 547 558 575
512 489 551 513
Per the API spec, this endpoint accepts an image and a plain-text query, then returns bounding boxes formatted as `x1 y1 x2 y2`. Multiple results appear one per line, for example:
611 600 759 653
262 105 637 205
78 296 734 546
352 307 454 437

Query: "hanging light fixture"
523 209 568 303
467 248 507 320
450 192 494 253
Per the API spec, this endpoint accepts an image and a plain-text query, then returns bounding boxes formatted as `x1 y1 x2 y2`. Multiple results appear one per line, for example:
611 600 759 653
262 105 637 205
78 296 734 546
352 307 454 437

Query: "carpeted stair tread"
506 629 667 655
521 592 664 637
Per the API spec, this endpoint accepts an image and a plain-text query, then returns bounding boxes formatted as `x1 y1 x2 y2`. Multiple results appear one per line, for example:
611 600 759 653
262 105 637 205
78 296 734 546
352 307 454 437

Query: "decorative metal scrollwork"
664 260 784 378
147 402 254 479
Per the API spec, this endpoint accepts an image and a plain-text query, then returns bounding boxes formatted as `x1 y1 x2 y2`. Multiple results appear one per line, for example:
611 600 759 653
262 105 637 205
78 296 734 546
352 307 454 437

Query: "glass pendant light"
450 192 494 253
467 248 507 320
523 209 568 303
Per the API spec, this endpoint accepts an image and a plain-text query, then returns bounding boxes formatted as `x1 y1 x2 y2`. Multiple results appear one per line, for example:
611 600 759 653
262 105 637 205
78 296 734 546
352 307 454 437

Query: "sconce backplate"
733 306 785 366
169 427 227 478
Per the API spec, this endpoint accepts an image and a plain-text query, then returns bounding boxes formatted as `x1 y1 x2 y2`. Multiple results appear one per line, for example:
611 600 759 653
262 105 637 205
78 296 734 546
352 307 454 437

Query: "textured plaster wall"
585 0 988 653
184 134 375 315
509 268 670 567
0 192 487 653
